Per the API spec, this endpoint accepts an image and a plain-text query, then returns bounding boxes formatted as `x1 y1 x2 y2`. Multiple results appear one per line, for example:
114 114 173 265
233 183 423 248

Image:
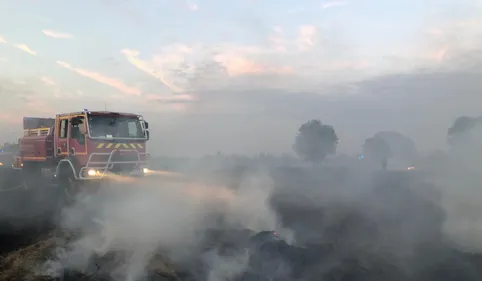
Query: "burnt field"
0 165 482 281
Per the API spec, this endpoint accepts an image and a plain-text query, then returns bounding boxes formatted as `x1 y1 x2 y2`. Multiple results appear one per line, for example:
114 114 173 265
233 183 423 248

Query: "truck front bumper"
79 166 151 180
78 149 150 180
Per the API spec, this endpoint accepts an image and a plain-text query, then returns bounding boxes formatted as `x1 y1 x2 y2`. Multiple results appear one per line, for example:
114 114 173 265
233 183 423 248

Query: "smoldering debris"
2 163 482 281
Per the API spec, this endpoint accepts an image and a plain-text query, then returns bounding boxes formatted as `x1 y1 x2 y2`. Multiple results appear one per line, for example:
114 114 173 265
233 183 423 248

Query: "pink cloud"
121 49 183 93
42 30 74 39
296 25 317 51
12 44 37 55
215 55 292 76
56 61 141 96
0 36 37 56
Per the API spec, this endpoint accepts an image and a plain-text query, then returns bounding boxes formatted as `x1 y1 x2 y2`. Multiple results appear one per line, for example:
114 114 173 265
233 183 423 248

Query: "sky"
0 0 481 157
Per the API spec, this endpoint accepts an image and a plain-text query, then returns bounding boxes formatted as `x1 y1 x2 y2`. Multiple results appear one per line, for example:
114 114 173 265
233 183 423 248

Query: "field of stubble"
0 165 482 281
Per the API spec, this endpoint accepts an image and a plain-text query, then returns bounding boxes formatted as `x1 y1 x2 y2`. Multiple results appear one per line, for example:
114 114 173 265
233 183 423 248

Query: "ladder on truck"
23 127 51 137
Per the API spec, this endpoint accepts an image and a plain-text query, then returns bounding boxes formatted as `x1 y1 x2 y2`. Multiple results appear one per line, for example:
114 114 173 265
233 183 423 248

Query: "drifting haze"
0 0 481 156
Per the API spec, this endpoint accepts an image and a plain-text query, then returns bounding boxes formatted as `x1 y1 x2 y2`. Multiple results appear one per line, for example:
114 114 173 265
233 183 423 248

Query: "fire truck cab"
14 109 150 198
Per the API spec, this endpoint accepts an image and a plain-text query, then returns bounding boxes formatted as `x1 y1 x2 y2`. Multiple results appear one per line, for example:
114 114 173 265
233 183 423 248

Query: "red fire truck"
10 109 150 205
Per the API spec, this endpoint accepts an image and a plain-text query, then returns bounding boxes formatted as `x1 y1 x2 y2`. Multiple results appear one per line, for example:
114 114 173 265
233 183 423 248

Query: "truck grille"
87 150 143 173
110 152 138 162
109 151 139 173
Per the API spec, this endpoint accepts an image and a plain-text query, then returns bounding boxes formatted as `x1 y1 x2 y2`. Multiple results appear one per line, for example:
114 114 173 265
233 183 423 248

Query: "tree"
447 116 482 147
293 120 339 165
448 116 478 136
372 131 417 167
363 137 391 169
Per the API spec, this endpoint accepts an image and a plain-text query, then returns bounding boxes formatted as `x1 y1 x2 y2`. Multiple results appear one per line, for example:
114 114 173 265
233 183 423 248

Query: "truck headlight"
143 168 149 174
87 169 99 176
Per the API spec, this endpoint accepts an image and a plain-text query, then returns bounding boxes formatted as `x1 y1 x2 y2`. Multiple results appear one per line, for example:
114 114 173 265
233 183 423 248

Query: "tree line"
293 115 478 169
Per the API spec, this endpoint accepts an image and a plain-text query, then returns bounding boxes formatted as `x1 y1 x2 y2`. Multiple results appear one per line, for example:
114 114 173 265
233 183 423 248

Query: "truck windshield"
87 114 145 139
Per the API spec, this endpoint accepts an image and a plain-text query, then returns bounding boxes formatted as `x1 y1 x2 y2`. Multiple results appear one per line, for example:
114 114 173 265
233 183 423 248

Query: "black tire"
64 176 82 205
52 166 81 227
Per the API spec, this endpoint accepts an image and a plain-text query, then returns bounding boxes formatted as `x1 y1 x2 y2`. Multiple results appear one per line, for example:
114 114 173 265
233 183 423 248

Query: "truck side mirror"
144 121 149 130
146 130 150 140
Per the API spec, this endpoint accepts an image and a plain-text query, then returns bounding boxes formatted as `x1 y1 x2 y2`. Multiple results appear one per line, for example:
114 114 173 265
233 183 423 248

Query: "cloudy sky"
0 0 481 156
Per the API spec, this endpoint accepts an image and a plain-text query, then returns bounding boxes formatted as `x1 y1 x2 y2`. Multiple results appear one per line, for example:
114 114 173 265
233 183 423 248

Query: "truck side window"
59 119 68 139
71 116 86 144
78 117 86 136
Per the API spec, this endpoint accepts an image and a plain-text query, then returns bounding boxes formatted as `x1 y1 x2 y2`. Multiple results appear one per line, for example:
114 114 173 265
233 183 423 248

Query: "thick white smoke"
42 168 286 281
425 123 482 252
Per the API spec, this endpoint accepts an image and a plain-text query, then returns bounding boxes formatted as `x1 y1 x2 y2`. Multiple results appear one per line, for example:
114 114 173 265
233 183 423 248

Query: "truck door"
69 115 87 156
56 117 69 156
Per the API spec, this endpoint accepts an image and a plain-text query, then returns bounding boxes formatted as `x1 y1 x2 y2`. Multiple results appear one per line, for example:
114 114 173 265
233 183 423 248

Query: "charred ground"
0 163 482 281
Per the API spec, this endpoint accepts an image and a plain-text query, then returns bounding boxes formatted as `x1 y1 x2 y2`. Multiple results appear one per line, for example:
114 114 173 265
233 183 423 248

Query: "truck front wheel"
53 168 81 226
63 176 82 205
